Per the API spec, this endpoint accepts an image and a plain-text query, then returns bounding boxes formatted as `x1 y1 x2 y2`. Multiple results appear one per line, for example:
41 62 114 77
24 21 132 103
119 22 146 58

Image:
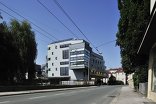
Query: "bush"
133 65 148 91
107 75 116 85
115 80 124 85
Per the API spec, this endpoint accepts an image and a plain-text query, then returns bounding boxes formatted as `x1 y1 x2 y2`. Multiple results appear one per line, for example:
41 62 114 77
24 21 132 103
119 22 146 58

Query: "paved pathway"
111 86 156 104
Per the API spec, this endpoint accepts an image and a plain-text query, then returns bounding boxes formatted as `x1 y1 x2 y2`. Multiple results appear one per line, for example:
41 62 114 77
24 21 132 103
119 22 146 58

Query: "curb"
0 86 97 97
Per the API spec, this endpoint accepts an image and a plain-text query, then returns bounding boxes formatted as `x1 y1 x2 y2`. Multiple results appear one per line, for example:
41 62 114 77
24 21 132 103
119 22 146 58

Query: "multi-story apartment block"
47 38 105 83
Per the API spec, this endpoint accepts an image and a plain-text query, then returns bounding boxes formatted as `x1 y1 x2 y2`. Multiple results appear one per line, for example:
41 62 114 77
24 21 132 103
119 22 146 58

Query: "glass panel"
60 61 69 65
62 50 69 59
60 67 69 76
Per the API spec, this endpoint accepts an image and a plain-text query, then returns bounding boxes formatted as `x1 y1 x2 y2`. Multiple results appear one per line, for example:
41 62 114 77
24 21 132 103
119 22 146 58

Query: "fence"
60 81 95 85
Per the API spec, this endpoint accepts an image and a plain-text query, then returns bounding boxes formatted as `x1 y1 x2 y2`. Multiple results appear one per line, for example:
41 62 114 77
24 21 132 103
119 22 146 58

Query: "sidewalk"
111 86 156 104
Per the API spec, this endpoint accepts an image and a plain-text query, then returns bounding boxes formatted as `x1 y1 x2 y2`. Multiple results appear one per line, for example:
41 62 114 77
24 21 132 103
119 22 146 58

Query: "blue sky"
0 0 121 69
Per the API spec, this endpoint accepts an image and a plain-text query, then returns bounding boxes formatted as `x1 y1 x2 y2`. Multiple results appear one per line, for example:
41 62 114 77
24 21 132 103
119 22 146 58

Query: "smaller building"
41 64 48 78
106 68 126 84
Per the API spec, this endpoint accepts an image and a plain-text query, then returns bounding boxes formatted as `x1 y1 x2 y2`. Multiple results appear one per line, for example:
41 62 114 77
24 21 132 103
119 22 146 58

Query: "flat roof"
49 38 89 45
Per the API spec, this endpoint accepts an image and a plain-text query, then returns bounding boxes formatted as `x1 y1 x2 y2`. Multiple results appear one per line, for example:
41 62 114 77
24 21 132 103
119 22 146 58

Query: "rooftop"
49 38 89 45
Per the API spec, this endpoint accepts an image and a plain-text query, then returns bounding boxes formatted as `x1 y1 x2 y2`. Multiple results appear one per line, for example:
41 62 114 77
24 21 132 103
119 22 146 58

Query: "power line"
32 27 52 41
53 0 100 54
0 1 59 41
37 0 79 39
0 9 53 44
96 40 116 48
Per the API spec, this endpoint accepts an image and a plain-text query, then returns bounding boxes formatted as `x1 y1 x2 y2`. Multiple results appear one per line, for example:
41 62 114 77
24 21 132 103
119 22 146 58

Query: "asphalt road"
0 85 122 104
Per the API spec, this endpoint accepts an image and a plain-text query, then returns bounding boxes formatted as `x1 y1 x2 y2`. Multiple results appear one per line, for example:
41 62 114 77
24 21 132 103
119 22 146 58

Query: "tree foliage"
116 0 150 73
107 74 116 85
0 19 37 85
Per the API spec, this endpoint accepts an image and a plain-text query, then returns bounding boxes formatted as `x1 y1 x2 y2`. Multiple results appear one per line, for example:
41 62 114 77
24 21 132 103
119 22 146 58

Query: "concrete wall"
127 73 134 88
139 82 148 95
147 43 156 102
116 72 126 84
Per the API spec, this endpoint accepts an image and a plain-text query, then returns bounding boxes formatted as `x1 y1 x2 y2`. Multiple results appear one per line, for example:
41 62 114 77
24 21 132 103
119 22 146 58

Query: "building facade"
106 68 126 85
137 0 156 102
47 38 105 83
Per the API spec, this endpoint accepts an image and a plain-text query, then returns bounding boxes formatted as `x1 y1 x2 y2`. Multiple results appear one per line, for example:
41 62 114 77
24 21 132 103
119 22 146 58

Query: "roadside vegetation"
0 19 37 85
116 0 150 88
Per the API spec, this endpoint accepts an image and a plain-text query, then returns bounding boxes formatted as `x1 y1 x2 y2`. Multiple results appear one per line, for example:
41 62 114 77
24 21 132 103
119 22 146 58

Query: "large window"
70 61 84 65
70 50 89 56
62 50 69 59
70 56 84 61
60 44 71 48
60 67 69 76
60 61 69 65
70 50 84 55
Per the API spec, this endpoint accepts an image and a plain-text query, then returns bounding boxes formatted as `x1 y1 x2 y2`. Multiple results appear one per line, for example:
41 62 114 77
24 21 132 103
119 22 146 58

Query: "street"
0 86 122 104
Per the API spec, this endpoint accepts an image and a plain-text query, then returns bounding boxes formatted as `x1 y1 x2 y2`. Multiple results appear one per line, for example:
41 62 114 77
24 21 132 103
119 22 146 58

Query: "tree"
116 0 150 74
0 19 37 85
108 74 116 85
0 21 20 84
9 19 37 82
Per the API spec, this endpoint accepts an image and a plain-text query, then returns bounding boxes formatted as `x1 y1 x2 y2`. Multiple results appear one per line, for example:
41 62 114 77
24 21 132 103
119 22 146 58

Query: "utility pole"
0 12 3 32
88 59 90 81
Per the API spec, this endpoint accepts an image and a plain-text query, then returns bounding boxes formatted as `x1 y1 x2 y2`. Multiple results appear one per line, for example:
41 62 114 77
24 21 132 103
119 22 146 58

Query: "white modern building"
47 38 105 84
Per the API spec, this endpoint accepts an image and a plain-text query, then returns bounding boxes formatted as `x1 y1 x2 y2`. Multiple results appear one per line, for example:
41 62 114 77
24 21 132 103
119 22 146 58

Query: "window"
52 63 54 66
70 56 84 61
52 52 54 55
70 61 84 65
62 50 69 59
70 50 84 55
55 45 57 49
52 73 54 76
93 59 95 63
83 72 86 77
60 44 71 48
48 58 51 61
60 67 69 76
84 50 89 56
48 47 50 50
55 57 57 60
60 61 69 65
77 56 84 60
56 68 57 71
48 68 51 71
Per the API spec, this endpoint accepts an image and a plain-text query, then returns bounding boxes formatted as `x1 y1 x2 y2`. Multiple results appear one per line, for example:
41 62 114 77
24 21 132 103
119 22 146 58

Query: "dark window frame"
60 67 69 76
